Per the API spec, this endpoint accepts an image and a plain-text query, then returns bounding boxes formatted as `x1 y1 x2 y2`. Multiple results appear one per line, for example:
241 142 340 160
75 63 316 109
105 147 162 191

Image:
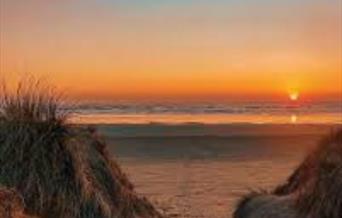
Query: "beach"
73 100 342 217
93 123 339 218
2 0 341 217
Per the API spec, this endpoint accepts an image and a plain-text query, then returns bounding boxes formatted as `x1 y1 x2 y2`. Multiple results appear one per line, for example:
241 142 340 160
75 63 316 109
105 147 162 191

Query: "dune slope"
234 128 342 218
0 81 164 218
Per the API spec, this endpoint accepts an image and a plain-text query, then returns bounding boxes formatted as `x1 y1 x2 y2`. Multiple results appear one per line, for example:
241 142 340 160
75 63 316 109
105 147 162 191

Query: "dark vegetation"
0 80 164 218
234 128 342 218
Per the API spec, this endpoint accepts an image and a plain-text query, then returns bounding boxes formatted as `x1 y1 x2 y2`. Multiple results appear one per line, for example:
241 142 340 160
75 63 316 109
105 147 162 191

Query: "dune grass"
0 80 163 218
275 129 342 218
0 79 67 123
234 129 342 218
0 185 35 218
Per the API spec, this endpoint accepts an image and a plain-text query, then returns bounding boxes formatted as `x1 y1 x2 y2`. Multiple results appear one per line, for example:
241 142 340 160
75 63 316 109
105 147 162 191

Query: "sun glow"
289 92 299 101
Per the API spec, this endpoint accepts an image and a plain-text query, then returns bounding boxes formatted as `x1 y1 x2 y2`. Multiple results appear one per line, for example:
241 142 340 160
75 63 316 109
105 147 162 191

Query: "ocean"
70 100 342 124
72 100 341 217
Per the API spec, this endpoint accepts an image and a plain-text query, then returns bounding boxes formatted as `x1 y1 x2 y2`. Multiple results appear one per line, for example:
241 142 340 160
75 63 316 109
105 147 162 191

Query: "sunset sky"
1 0 341 101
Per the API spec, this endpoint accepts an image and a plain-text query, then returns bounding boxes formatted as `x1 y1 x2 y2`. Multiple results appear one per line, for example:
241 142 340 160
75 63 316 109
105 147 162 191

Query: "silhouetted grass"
234 128 342 218
276 130 342 218
0 78 67 124
0 79 163 218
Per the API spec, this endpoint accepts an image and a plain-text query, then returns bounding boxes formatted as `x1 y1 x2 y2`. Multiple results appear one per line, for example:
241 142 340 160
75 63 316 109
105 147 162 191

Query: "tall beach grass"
0 79 164 218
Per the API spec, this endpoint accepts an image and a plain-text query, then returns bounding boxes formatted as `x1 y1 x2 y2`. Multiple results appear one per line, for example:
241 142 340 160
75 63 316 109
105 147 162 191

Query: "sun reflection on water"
291 114 298 123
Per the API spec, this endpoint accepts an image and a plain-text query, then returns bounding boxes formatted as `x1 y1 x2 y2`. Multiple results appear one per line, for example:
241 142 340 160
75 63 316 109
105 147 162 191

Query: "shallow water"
100 124 338 218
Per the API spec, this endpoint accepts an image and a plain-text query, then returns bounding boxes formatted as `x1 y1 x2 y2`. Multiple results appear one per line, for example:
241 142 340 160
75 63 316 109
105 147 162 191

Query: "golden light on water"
291 115 298 123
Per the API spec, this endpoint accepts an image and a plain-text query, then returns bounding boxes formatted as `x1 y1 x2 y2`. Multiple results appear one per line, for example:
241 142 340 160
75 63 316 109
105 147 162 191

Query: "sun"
289 91 299 101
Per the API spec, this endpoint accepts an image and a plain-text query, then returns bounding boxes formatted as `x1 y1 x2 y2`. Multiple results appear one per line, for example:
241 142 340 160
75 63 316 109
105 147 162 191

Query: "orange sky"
1 0 341 101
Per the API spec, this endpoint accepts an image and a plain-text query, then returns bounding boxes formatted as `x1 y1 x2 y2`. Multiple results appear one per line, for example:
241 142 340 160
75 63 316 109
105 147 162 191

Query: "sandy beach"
2 0 341 217
94 124 340 217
